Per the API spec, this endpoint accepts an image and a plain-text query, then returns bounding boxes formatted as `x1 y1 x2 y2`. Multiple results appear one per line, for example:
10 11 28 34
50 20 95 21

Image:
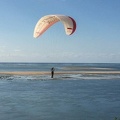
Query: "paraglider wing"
33 15 76 38
56 15 76 35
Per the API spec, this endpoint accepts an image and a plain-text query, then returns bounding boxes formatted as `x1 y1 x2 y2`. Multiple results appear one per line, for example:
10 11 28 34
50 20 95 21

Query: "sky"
0 0 120 63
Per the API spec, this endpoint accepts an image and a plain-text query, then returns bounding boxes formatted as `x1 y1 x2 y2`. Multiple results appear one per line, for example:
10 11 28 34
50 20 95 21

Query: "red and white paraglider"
33 14 76 38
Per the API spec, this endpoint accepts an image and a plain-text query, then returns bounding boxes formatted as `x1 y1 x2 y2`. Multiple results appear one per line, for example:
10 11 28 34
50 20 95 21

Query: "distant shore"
0 71 120 75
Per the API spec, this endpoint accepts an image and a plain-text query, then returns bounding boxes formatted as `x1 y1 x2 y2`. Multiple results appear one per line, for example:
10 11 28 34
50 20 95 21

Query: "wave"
0 72 120 81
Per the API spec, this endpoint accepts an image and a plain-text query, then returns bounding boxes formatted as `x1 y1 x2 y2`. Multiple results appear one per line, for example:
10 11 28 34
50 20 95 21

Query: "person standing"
51 67 55 78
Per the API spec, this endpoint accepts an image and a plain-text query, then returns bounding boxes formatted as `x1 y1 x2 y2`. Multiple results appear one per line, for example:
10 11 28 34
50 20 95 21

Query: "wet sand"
0 71 120 75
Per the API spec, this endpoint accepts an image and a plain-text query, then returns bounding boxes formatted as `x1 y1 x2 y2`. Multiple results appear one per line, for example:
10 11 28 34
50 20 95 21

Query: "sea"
0 63 120 120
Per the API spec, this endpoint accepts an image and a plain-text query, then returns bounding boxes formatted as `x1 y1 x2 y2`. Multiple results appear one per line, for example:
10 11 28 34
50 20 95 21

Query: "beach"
0 63 120 80
0 70 120 75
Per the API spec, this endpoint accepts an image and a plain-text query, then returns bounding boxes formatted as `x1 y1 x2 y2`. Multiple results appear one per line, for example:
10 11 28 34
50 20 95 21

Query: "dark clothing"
51 67 55 78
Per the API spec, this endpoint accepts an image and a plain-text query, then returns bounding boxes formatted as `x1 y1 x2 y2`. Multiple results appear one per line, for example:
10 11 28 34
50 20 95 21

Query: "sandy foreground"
0 71 120 75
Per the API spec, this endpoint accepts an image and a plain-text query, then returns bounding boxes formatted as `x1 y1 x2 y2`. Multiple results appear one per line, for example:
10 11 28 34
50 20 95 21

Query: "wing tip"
68 16 76 35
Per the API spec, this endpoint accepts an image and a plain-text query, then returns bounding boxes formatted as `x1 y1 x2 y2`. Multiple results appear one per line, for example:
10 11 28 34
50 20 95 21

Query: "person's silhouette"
51 67 55 78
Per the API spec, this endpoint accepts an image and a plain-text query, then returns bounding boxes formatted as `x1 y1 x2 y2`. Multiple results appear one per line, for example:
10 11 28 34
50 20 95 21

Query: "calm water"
0 63 120 120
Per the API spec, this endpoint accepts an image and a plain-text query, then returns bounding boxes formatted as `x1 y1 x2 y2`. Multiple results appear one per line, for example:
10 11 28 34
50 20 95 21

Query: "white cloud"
13 49 22 52
0 49 120 62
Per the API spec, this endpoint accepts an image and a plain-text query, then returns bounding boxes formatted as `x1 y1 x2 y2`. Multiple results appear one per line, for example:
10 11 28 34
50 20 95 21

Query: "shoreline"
0 71 120 75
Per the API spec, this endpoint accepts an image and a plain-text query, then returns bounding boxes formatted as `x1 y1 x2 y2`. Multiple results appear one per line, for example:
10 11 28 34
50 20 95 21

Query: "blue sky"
0 0 120 63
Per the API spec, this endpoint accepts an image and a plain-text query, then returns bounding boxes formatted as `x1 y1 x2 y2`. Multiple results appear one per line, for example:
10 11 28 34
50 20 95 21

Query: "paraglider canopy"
33 14 76 38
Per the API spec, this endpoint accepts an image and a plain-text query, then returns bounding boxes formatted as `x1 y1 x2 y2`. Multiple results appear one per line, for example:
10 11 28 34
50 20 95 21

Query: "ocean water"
0 63 120 120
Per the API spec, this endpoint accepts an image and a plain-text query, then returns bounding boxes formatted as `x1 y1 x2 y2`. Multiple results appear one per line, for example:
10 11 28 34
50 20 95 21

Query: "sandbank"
0 71 120 75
